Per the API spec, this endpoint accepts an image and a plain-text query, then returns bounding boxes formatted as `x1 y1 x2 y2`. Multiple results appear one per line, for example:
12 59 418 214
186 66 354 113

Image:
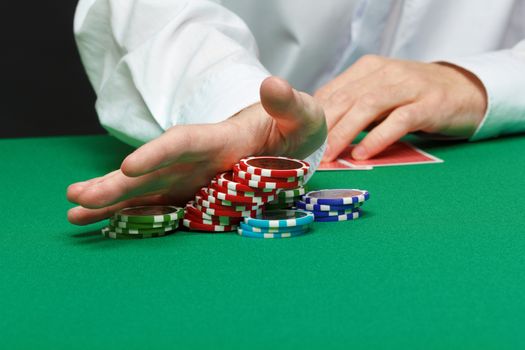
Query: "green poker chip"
108 221 179 235
115 206 184 223
109 218 178 229
101 227 172 239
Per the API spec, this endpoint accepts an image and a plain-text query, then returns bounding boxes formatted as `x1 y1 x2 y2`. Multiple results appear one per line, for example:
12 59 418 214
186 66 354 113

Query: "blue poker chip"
314 210 362 222
304 189 369 205
237 227 308 239
244 209 314 228
296 200 360 212
239 221 310 233
312 207 361 217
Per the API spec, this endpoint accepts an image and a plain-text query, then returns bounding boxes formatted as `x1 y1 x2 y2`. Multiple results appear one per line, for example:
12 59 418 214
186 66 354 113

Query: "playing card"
318 142 443 171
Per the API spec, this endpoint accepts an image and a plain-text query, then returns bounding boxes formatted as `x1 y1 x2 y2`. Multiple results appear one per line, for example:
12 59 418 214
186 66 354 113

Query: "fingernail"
352 145 367 160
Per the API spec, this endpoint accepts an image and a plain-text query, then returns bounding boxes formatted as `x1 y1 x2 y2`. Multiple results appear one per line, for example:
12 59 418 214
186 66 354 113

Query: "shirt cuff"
442 50 525 141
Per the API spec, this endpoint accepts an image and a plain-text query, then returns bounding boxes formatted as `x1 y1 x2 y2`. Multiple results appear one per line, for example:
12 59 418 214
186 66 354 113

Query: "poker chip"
239 222 309 233
109 223 179 235
195 194 262 211
311 207 361 217
233 164 303 183
109 218 177 229
102 205 183 240
236 227 308 239
182 154 369 238
182 218 237 232
238 156 310 178
264 198 298 210
207 185 275 204
296 200 360 212
267 197 297 204
101 226 171 239
216 172 275 193
195 203 263 218
209 181 275 198
184 212 241 226
264 186 305 210
290 188 370 222
184 213 242 225
244 209 314 228
185 203 242 225
314 210 362 222
277 187 306 198
115 205 184 223
303 189 369 205
233 174 304 190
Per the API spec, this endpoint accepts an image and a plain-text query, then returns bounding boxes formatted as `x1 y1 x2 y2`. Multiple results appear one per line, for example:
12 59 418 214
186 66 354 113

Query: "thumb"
260 76 325 134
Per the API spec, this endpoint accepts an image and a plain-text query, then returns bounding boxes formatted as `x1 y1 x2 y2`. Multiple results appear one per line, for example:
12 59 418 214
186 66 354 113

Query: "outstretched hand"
316 55 487 161
67 77 326 225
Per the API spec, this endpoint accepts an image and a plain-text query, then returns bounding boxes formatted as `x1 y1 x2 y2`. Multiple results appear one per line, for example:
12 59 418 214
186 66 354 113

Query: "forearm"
75 0 270 146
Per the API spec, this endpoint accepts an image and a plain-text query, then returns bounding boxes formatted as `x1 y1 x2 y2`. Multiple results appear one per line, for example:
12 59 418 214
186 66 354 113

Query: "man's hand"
67 77 326 225
315 55 487 161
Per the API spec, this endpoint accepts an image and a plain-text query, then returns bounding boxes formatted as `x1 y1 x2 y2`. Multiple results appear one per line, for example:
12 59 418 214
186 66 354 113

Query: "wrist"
435 62 488 127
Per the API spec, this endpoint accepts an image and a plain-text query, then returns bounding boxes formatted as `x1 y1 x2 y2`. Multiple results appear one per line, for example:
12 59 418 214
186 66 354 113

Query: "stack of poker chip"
233 156 308 210
240 209 314 238
297 189 370 222
101 205 184 239
183 156 310 233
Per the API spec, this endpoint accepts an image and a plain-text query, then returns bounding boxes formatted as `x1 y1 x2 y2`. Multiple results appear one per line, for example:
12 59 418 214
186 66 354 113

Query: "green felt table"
1 134 525 349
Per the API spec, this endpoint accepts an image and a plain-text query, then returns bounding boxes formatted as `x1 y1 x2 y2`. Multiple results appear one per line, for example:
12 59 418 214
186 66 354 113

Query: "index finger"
121 123 236 177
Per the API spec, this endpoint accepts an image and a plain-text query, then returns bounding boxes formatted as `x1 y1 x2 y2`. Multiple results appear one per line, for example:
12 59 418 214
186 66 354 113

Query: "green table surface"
1 134 525 349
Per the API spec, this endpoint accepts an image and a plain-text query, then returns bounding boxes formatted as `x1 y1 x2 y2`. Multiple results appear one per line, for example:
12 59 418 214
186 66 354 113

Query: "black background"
0 2 104 138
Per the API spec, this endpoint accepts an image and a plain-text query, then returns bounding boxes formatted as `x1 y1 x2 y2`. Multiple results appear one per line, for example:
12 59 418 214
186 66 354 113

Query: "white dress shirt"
74 0 525 170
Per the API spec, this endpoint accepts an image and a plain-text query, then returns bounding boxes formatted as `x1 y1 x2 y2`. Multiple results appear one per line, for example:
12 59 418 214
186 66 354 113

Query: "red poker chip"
195 194 262 211
185 202 241 222
202 185 273 205
184 212 242 225
207 185 276 205
182 218 237 232
216 172 275 193
209 181 276 198
232 164 303 183
195 203 263 218
238 156 310 178
233 174 304 190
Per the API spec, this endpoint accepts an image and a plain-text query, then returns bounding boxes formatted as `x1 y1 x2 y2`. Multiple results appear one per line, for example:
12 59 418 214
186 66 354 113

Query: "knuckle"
410 75 429 86
357 93 381 110
81 186 109 208
382 61 409 78
427 90 447 105
393 108 415 126
369 128 388 147
330 126 348 145
329 89 351 104
383 84 401 97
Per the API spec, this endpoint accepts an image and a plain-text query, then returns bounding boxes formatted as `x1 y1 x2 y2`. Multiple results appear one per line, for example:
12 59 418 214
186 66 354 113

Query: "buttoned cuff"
442 50 525 141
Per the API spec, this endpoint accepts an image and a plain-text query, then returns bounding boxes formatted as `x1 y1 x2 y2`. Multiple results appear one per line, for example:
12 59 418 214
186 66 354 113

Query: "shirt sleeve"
74 0 271 147
442 40 525 141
